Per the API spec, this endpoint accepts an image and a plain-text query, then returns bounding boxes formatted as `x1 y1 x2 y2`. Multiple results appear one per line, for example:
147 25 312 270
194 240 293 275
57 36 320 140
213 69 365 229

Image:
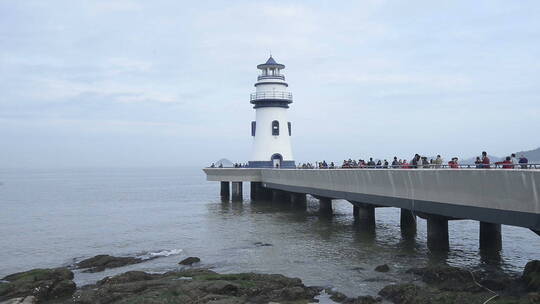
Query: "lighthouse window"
288 122 291 136
272 120 279 136
251 121 256 136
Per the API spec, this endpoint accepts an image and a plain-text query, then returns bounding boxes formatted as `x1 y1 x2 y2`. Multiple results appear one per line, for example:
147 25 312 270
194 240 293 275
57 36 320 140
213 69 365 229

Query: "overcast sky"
1 1 539 168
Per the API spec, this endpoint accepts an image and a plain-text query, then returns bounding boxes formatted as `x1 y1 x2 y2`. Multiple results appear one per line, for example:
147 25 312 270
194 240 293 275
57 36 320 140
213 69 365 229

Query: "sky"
1 0 539 168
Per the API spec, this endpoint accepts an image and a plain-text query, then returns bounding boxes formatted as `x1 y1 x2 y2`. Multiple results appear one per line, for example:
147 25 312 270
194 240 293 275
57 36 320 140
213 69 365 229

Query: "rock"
254 242 273 247
67 270 319 303
374 264 390 273
0 268 75 302
204 281 240 296
75 254 149 273
0 296 36 304
406 265 480 292
325 288 380 304
524 260 540 291
179 257 201 265
479 276 512 291
378 284 419 304
97 271 156 286
343 296 380 304
529 292 540 302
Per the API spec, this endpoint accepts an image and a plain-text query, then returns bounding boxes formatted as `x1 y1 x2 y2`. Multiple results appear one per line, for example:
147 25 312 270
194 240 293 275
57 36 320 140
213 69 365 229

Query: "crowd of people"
299 151 531 170
209 151 532 169
475 152 529 169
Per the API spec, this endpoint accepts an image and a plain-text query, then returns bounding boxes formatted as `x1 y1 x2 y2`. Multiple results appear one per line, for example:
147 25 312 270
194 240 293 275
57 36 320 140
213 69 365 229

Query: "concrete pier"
251 182 273 201
250 182 259 200
319 197 333 215
290 193 307 209
479 222 502 251
427 215 449 251
400 209 417 237
231 182 243 201
220 181 230 200
353 203 375 230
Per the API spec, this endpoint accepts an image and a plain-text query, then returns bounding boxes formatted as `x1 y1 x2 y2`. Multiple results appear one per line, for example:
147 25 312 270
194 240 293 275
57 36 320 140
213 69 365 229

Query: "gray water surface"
0 167 538 297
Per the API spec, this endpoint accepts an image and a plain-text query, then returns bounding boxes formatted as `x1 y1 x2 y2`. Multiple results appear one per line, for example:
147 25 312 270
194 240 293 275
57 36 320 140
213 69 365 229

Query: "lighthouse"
248 56 295 168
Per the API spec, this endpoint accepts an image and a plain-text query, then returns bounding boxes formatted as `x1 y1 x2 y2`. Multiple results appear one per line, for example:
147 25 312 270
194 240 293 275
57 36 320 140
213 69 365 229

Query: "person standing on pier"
481 151 491 169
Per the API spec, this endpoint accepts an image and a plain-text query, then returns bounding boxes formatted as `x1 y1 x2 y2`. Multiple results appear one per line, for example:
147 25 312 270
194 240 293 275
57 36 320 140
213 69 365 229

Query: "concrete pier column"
427 215 449 251
479 222 502 251
260 186 273 201
354 203 375 230
319 197 333 215
291 193 307 209
220 181 230 200
250 182 261 200
231 182 243 202
400 209 417 237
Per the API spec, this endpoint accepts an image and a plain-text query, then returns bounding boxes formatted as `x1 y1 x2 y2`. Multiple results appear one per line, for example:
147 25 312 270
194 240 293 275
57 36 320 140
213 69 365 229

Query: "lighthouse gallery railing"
250 91 293 101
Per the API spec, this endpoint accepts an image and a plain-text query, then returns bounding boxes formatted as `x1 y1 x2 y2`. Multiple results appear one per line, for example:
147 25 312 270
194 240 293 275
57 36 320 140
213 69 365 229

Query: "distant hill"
462 147 540 164
514 147 540 162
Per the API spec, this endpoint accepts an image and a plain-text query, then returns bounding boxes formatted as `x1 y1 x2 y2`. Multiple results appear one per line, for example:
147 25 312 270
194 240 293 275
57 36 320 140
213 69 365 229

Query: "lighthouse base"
248 161 296 168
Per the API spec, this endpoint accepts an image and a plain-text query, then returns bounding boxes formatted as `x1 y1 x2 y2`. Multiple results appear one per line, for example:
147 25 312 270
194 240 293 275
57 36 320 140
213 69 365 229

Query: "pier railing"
207 163 540 169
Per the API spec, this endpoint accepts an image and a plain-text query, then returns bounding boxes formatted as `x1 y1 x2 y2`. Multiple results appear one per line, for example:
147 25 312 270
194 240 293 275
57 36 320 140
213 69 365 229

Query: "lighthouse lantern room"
248 56 295 168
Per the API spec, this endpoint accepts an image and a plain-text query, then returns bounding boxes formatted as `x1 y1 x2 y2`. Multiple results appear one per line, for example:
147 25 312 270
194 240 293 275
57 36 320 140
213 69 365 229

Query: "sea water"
0 167 538 297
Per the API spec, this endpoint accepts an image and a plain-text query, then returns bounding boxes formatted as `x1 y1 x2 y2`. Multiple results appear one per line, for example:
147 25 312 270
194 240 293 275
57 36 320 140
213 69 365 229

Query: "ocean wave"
140 248 183 259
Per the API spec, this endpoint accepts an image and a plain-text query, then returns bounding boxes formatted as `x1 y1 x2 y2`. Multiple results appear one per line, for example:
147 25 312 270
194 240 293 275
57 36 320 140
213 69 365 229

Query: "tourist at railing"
402 160 411 169
434 155 443 168
474 157 482 168
367 158 376 168
392 157 399 168
495 156 514 169
410 154 420 168
422 156 430 168
481 151 491 168
519 155 529 169
511 153 518 168
448 157 459 168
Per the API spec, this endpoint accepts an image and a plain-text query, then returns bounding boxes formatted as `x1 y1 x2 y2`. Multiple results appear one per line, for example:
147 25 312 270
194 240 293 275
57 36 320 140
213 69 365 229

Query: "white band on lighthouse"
248 56 295 169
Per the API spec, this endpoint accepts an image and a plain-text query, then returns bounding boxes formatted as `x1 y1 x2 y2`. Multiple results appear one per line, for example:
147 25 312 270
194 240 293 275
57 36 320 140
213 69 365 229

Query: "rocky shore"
1 254 539 304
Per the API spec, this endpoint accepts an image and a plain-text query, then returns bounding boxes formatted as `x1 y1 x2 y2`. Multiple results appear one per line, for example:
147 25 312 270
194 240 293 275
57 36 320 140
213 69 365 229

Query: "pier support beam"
427 215 449 251
250 182 264 200
400 209 417 238
231 182 243 202
319 197 333 215
291 193 307 209
220 182 230 200
353 203 375 230
479 222 502 251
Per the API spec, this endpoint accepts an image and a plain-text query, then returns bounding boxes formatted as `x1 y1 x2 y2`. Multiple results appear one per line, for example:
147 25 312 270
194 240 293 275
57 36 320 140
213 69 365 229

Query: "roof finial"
269 49 272 57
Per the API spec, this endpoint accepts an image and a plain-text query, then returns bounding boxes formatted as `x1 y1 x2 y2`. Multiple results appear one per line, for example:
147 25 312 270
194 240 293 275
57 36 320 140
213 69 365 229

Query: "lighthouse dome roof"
257 56 285 69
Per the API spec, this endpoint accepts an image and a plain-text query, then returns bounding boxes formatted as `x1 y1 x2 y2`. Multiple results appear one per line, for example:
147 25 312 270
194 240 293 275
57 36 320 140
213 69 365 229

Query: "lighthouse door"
271 153 283 168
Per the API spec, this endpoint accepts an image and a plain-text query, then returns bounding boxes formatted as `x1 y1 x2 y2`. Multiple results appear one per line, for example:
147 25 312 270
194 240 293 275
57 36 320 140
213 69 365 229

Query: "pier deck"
204 168 540 231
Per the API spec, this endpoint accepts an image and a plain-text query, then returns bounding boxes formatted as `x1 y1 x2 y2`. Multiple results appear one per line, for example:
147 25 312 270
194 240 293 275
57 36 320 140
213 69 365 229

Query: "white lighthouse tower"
248 56 295 168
